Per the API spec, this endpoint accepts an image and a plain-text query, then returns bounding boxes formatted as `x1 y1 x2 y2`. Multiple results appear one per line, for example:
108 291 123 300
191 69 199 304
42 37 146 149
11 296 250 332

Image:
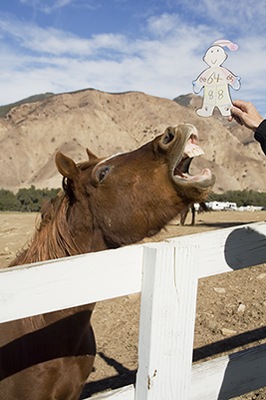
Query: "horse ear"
86 148 98 161
55 152 79 180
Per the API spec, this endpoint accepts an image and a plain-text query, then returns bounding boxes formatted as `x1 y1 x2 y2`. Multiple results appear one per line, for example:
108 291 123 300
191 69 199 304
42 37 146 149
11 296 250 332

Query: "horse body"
0 306 95 400
0 124 215 400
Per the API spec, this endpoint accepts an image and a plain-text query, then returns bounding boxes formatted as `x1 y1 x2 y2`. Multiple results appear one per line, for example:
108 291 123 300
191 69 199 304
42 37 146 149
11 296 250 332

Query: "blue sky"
0 0 266 115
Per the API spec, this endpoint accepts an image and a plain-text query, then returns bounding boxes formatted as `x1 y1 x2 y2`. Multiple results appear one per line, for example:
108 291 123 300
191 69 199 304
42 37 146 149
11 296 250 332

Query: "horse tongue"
184 142 205 158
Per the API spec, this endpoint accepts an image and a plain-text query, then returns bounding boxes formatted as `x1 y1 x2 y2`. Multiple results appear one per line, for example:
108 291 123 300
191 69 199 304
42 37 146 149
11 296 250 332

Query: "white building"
206 201 237 211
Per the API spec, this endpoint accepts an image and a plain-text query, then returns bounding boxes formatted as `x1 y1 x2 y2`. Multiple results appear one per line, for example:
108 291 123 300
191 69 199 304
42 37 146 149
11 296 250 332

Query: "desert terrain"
1 89 266 194
1 210 266 399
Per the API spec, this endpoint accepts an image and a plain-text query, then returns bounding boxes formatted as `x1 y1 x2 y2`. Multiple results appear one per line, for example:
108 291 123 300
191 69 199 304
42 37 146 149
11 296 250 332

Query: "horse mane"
8 157 99 268
9 184 82 267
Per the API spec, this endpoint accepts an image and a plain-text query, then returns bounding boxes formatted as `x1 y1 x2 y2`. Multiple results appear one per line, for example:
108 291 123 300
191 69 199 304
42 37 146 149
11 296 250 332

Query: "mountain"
0 93 54 118
0 89 265 193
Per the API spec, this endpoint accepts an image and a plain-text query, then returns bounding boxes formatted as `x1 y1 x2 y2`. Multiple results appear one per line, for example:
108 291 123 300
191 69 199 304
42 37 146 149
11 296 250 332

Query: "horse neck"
9 198 95 267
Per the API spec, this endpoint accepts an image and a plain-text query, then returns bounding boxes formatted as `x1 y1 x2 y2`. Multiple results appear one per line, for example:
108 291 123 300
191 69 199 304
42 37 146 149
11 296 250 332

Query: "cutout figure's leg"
216 86 232 117
196 104 214 117
218 104 231 116
196 88 215 117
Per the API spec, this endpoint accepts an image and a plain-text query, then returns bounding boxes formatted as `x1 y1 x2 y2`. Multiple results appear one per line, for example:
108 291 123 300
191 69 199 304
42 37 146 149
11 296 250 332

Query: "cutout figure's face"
203 45 227 67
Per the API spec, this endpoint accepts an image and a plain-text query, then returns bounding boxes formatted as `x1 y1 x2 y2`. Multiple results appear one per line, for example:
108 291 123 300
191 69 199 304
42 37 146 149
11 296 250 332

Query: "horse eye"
97 166 111 182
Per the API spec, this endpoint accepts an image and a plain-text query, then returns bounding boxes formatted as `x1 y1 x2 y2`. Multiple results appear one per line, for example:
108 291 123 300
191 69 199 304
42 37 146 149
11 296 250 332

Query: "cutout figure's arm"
221 67 241 90
192 69 208 94
192 79 203 94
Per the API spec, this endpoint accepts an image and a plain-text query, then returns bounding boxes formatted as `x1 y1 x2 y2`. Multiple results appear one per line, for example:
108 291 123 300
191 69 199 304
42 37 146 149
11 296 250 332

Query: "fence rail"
1 221 266 399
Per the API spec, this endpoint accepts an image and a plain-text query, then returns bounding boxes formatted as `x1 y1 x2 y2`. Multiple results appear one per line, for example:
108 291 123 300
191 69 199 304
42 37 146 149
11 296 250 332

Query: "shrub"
0 186 60 212
208 190 266 207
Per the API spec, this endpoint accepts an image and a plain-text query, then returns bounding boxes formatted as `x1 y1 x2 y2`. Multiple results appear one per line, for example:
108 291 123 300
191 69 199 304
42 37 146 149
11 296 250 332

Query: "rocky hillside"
0 89 265 193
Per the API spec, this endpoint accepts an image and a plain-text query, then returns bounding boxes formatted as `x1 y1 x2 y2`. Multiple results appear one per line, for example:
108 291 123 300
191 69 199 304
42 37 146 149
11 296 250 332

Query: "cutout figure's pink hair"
213 39 238 51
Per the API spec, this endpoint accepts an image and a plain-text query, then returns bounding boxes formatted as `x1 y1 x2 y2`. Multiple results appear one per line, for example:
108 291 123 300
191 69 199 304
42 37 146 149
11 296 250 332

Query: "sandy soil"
0 210 266 399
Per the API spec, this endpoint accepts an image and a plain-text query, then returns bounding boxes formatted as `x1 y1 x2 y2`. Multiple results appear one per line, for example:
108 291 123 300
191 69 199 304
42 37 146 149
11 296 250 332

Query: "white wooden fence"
0 221 266 399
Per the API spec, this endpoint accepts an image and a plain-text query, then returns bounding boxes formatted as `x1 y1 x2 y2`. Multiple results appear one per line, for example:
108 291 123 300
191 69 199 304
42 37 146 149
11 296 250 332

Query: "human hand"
228 100 264 131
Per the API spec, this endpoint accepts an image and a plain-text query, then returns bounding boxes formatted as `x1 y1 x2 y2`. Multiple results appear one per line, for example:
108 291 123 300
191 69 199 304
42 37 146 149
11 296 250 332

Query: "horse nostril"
162 131 175 145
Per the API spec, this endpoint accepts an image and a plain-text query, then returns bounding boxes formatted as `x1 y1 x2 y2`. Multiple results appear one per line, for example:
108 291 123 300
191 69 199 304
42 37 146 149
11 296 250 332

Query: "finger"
231 105 243 117
232 99 247 111
234 115 243 125
230 109 243 125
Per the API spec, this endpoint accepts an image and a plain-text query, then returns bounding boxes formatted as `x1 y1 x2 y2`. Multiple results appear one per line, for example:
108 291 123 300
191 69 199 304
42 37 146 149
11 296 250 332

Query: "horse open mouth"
169 124 214 187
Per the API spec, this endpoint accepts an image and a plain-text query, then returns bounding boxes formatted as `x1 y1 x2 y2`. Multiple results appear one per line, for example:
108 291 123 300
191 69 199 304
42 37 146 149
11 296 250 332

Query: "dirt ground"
0 210 266 399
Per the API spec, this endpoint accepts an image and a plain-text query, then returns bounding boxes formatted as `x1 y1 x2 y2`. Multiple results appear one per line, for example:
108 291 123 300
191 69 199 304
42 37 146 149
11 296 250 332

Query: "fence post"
135 242 198 400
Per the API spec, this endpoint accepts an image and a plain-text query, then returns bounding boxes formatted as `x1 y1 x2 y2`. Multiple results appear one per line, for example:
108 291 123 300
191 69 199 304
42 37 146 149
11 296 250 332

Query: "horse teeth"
186 147 205 158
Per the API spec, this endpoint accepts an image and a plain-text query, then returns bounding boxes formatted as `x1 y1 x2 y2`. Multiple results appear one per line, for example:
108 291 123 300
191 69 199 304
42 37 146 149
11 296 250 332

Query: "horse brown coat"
0 124 214 400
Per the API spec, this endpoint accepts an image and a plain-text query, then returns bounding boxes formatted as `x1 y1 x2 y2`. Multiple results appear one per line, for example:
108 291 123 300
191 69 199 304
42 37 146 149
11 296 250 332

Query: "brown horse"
0 124 215 400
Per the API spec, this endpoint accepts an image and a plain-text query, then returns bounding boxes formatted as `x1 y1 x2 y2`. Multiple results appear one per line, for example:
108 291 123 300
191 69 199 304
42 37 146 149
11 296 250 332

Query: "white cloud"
0 14 130 56
20 0 74 13
19 0 99 14
175 0 266 35
147 13 180 37
0 8 266 116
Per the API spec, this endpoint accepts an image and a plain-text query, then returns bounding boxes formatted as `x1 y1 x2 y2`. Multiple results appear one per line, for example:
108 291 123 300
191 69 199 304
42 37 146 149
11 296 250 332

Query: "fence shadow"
216 225 266 398
80 352 136 398
201 221 252 229
193 326 266 362
224 225 266 269
217 343 266 399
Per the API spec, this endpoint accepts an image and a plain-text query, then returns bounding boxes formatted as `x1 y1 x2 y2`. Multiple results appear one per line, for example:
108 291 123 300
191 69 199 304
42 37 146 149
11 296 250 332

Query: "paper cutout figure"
192 39 241 117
